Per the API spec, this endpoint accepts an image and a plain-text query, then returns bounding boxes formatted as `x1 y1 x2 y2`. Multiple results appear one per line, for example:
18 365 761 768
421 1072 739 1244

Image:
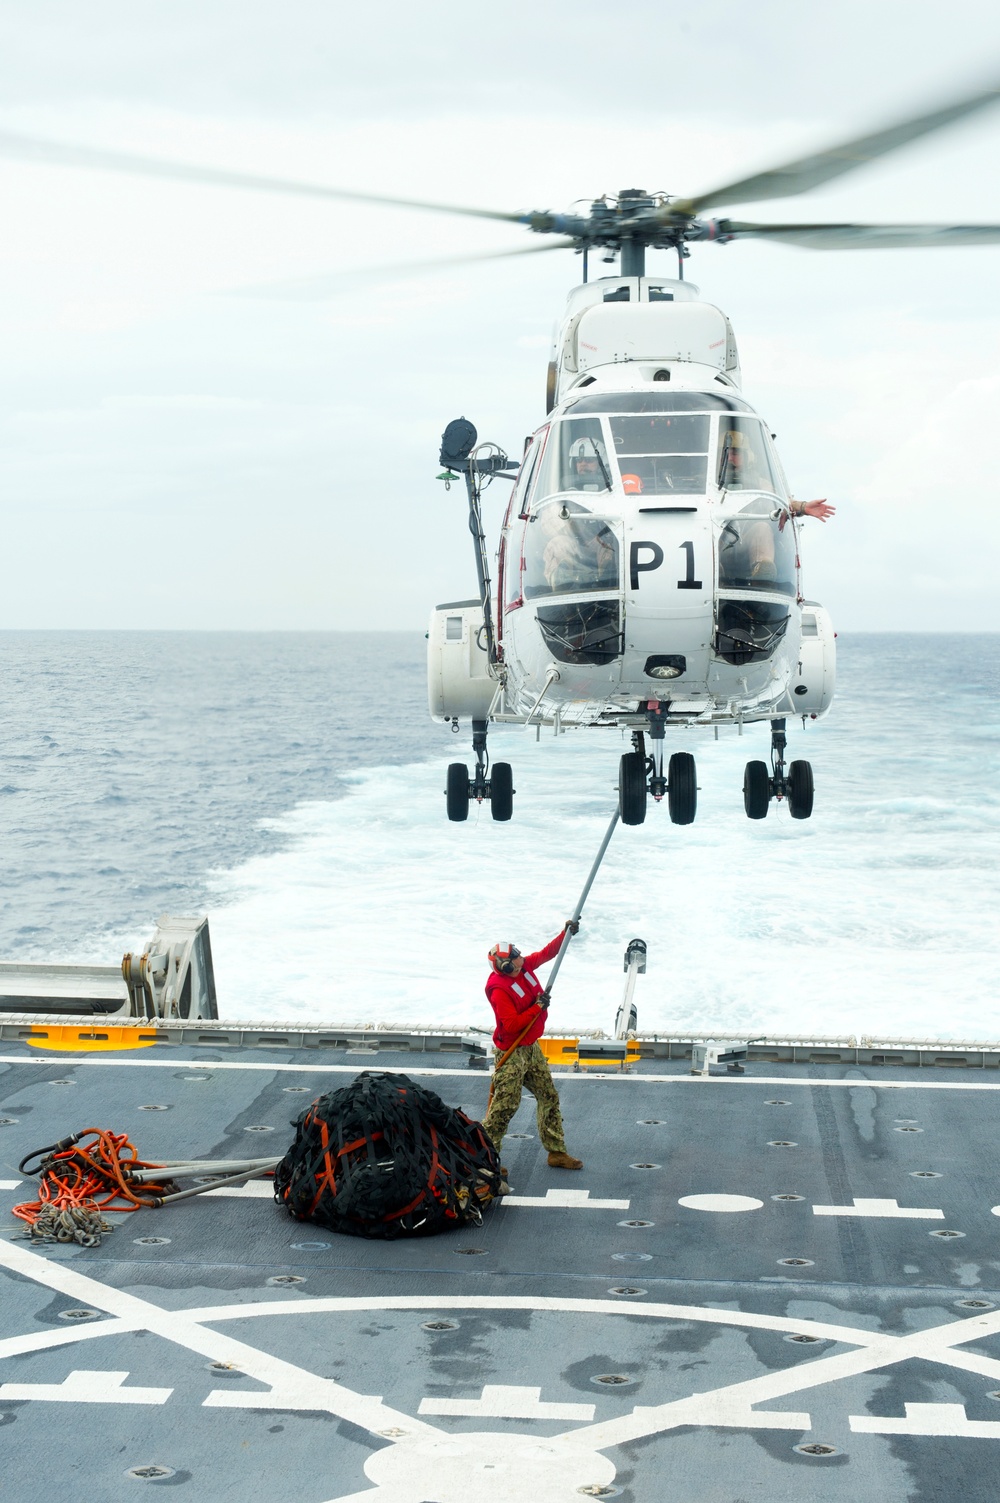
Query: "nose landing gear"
618 707 698 827
446 719 515 822
743 718 813 820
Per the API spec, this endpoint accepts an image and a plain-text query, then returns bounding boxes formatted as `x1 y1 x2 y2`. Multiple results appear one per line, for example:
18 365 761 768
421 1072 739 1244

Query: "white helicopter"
424 80 1000 827
3 81 1000 830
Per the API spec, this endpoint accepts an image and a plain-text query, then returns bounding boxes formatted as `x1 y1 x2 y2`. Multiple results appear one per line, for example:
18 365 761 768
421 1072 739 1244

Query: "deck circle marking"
678 1194 763 1213
363 1431 616 1497
991 1206 1000 1218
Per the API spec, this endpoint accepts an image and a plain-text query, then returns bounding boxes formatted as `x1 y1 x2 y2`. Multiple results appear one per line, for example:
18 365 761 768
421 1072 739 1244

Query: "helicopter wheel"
618 752 647 826
446 763 470 822
490 762 514 822
787 759 814 820
667 752 697 825
743 760 770 819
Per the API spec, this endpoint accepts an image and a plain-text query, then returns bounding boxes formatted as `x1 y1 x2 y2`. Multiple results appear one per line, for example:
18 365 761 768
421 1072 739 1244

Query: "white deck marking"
4 1053 1000 1090
418 1384 595 1421
0 1368 171 1404
813 1198 945 1220
850 1401 1000 1438
201 1180 275 1199
677 1194 763 1213
992 1206 1000 1217
0 1180 21 1190
502 1188 630 1209
0 1238 436 1440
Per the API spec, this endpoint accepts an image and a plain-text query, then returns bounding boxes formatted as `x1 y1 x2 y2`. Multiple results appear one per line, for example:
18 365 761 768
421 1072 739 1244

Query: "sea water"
0 631 996 1041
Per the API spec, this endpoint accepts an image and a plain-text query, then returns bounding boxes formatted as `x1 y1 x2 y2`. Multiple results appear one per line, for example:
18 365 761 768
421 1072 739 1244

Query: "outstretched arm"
790 498 836 521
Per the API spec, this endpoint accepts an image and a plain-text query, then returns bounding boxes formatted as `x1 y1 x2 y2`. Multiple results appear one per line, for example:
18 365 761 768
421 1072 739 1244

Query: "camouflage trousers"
482 1041 568 1155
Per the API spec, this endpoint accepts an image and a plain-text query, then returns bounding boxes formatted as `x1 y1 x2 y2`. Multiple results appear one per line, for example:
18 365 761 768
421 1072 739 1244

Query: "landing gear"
619 751 648 826
619 706 698 826
445 720 515 822
743 719 814 820
667 752 697 825
787 759 814 820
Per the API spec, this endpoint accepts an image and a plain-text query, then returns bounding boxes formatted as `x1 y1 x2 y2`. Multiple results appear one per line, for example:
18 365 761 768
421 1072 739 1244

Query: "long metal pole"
546 807 620 995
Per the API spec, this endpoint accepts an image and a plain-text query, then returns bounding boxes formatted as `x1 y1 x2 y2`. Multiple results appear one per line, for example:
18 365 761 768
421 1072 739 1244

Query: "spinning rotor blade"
236 238 579 299
0 129 527 224
717 220 1000 249
669 77 1000 218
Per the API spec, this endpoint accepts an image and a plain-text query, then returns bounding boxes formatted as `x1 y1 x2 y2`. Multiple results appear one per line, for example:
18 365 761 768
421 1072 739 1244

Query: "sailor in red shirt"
481 923 584 1170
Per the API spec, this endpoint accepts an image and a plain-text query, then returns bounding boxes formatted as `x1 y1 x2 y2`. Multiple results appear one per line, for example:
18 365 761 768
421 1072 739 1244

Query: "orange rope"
13 1128 176 1244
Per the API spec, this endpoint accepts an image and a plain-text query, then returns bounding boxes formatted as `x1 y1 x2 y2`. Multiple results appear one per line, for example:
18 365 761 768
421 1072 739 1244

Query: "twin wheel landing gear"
744 718 814 821
446 719 514 823
618 708 697 828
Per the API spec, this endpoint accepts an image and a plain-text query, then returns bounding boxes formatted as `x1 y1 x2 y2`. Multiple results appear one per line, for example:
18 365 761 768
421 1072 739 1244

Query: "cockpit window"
609 414 709 495
716 417 781 493
534 418 612 500
523 499 620 599
717 496 796 597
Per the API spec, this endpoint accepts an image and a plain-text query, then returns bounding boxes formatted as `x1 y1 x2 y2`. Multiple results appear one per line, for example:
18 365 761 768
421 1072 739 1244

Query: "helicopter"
424 78 1000 827
2 80 1000 830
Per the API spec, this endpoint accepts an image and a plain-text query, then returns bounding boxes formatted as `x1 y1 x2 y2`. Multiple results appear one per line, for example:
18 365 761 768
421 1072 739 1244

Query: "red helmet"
489 941 521 975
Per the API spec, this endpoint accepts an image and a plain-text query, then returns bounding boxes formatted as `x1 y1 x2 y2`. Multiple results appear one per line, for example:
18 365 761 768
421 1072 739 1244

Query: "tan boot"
547 1150 583 1170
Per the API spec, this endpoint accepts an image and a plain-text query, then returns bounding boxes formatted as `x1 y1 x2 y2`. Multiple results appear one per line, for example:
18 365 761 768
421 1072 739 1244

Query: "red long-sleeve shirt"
485 931 566 1050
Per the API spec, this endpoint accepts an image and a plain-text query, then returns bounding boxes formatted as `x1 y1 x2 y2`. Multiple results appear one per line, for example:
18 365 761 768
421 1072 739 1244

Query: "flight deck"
2 1029 999 1502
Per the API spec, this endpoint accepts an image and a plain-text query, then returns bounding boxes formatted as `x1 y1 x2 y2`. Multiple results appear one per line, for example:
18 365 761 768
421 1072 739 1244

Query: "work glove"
538 991 551 1010
566 919 580 936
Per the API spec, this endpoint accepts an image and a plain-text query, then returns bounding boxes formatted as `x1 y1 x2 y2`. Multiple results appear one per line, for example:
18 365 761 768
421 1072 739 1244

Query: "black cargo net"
274 1071 502 1239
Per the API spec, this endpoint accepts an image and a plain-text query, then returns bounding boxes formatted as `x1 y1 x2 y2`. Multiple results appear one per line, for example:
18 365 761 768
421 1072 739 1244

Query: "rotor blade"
716 220 1000 250
669 77 1000 217
0 128 529 225
233 238 579 300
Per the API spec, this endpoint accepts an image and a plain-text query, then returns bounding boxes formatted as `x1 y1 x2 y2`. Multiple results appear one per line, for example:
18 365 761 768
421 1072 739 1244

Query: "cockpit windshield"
716 417 782 493
717 495 796 597
523 499 619 599
534 418 612 500
609 414 710 496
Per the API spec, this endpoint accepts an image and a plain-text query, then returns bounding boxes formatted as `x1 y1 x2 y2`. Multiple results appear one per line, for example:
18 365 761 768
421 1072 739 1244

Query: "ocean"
0 631 996 1042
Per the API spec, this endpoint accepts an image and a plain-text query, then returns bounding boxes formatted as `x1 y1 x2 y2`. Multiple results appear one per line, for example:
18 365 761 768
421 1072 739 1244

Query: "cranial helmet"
489 941 521 975
570 438 599 462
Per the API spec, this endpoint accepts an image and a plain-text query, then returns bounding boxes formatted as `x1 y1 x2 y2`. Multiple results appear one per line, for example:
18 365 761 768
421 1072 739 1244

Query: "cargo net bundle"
274 1071 503 1239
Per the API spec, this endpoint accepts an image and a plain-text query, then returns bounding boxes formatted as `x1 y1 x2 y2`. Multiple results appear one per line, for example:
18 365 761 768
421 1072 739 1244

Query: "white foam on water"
207 714 1000 1040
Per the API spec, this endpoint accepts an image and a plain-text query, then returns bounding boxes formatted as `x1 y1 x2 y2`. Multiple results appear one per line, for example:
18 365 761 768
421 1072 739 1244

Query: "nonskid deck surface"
1 1042 999 1501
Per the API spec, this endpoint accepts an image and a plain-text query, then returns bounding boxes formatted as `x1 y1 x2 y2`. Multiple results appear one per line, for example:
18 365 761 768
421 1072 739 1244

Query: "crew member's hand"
566 919 580 935
538 991 551 1009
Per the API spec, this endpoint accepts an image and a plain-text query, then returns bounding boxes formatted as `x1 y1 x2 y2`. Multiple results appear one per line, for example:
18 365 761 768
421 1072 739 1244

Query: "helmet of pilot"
569 437 604 488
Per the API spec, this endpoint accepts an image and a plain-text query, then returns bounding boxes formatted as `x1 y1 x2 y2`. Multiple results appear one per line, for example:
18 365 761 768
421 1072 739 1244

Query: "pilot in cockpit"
568 437 611 492
718 429 773 491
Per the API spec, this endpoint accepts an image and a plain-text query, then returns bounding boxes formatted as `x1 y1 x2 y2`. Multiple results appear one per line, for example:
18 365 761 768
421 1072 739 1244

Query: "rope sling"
12 1129 179 1247
274 1071 503 1239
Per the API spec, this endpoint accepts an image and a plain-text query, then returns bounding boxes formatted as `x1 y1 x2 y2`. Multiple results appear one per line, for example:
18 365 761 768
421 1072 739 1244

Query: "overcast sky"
1 2 1000 630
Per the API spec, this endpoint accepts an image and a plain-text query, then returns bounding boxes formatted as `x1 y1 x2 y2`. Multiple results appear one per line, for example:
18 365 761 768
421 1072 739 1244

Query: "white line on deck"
502 1188 630 1209
0 1369 171 1405
418 1384 595 1421
850 1401 1000 1438
3 1054 1000 1091
813 1198 945 1220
